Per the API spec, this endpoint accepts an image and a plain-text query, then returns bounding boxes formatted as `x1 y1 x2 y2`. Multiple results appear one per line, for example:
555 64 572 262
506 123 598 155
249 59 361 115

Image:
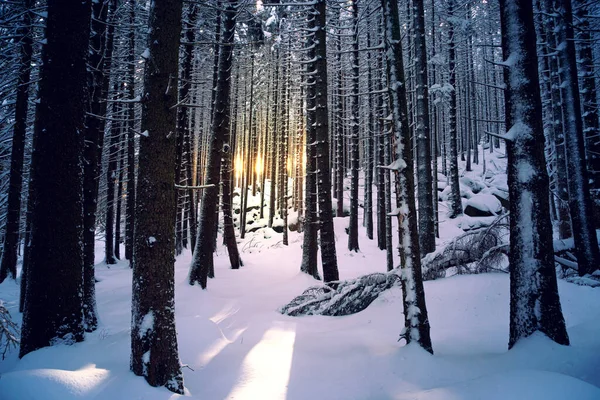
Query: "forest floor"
1 146 600 399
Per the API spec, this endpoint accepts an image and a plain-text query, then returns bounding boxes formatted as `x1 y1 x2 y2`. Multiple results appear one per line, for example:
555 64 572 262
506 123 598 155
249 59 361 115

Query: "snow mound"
396 370 600 400
0 365 111 400
481 186 509 209
439 185 474 202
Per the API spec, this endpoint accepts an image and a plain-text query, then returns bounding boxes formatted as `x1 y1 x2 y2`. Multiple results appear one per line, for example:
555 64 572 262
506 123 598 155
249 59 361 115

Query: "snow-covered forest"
0 0 599 398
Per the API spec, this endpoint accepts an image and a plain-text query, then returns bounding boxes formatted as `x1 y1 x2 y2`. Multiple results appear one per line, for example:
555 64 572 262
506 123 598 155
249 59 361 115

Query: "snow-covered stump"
280 273 400 316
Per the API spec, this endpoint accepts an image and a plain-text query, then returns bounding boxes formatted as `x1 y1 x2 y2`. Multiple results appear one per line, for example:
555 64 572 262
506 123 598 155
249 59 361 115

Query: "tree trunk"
553 0 600 276
499 0 570 348
382 0 433 353
181 4 198 253
384 122 394 273
335 24 345 219
313 0 339 283
300 20 320 278
175 121 185 255
430 0 439 238
279 39 290 246
189 0 238 289
130 0 184 392
447 0 462 219
241 54 256 239
574 1 600 228
0 0 33 283
347 0 360 252
376 35 387 251
221 52 241 270
105 112 120 265
20 0 92 358
543 3 571 239
115 144 125 260
413 0 435 257
363 17 374 241
268 51 279 228
124 0 136 263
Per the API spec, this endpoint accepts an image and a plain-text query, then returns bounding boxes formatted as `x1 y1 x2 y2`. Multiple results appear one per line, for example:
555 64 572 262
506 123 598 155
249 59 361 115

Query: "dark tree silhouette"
20 0 92 358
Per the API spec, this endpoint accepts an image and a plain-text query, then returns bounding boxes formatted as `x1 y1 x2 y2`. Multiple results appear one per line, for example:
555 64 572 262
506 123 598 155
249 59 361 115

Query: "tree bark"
300 12 320 279
447 0 462 219
125 0 136 262
543 2 571 239
0 0 33 283
382 0 433 353
130 0 184 392
115 143 125 260
574 0 600 228
363 17 375 241
180 4 198 254
413 0 436 257
313 0 339 283
553 0 600 276
20 0 92 358
347 0 360 252
189 0 238 288
499 0 570 348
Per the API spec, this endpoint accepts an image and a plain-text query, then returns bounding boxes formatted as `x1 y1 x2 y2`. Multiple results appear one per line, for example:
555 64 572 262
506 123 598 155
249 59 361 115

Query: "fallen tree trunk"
280 272 400 316
422 218 510 280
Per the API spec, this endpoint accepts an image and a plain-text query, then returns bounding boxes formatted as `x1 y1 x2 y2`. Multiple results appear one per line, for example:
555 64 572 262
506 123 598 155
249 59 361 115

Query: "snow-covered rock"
489 173 508 192
486 186 509 209
440 184 473 202
464 194 502 217
460 174 486 194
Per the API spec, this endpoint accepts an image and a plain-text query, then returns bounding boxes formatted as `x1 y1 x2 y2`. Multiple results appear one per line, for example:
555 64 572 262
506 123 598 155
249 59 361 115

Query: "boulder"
460 175 486 194
464 194 502 217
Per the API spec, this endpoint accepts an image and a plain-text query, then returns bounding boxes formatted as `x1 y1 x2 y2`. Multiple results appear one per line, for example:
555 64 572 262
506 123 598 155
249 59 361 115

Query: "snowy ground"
1 146 600 399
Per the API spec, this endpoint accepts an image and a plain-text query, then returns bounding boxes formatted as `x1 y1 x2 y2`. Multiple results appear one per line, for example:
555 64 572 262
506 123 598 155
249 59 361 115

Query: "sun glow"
235 153 243 187
255 155 264 179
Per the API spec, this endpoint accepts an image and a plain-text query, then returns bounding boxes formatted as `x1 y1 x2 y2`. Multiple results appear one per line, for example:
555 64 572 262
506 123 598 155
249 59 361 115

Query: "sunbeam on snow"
226 322 296 400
